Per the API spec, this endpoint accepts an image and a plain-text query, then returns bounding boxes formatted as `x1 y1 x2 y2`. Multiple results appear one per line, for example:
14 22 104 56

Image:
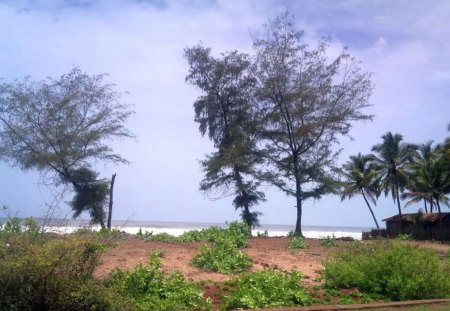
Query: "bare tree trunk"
107 173 116 229
361 189 380 232
424 199 428 213
293 156 303 236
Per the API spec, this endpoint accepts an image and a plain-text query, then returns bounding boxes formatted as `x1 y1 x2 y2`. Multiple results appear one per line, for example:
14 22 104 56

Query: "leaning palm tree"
340 153 381 231
371 132 417 231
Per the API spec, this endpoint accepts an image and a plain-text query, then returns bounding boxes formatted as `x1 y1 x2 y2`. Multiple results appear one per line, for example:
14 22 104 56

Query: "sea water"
27 219 368 240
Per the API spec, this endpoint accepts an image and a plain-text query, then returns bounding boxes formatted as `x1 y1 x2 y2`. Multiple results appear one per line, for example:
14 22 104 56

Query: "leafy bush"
191 239 252 275
288 236 308 249
140 222 251 248
323 241 450 300
110 252 212 311
396 233 413 241
0 235 131 310
222 269 312 309
320 235 337 247
256 230 269 237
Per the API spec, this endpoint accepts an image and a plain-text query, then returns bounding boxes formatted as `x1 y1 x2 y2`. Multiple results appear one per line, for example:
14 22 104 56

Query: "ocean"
15 219 370 240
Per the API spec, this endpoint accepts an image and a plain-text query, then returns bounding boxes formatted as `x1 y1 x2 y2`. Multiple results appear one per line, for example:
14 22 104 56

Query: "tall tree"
253 13 373 235
340 153 381 231
185 45 264 228
403 141 439 212
0 67 134 225
371 132 417 231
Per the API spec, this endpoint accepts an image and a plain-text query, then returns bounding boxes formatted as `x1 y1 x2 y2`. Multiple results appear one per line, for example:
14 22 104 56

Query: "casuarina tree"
0 67 134 225
253 12 373 235
185 45 265 228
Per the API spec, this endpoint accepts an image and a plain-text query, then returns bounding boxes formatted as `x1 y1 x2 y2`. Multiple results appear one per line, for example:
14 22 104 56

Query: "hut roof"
383 212 450 223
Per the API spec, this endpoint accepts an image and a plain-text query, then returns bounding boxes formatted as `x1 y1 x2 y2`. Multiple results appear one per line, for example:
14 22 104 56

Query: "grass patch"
323 241 450 301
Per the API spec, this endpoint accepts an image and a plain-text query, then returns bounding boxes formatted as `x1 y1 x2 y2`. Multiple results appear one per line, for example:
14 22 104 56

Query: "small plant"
191 239 252 275
338 294 355 305
396 233 413 241
288 236 308 249
110 251 211 310
320 235 337 247
222 269 312 309
256 230 269 237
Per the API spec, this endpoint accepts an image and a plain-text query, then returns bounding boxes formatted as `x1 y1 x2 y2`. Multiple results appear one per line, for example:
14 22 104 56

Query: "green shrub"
0 236 131 310
256 230 269 238
288 236 308 249
396 233 413 241
191 239 252 274
320 235 337 247
141 222 251 248
143 231 178 242
110 252 211 311
222 269 312 309
323 241 450 301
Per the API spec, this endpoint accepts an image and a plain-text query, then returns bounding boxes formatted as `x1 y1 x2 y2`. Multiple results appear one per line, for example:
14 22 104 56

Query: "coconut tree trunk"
435 196 443 230
107 173 116 229
395 178 403 233
424 199 428 213
361 188 380 232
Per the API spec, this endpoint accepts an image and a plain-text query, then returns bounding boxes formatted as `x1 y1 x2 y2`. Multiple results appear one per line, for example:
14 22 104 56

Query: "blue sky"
0 0 449 228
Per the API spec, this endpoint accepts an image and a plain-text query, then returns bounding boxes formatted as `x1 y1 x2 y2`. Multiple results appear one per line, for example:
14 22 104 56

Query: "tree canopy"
253 13 373 235
0 67 134 224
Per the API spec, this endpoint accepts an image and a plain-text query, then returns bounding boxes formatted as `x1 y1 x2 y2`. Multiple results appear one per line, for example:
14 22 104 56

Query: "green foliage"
222 269 312 309
256 230 269 238
323 241 450 301
140 222 251 248
0 235 131 310
110 252 211 311
396 233 413 241
320 235 338 247
191 239 252 275
288 236 308 249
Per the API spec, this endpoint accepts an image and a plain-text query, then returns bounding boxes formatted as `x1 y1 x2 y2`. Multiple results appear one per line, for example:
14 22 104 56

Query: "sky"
0 0 449 228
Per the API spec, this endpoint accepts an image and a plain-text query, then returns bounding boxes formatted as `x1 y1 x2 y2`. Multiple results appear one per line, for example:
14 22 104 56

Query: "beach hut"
383 212 450 240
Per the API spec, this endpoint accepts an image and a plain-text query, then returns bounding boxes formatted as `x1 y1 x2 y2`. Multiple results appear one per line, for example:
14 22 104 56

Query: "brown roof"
383 213 450 223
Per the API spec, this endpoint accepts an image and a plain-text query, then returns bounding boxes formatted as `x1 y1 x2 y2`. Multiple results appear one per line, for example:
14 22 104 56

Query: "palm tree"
371 132 417 231
403 141 439 212
341 153 381 231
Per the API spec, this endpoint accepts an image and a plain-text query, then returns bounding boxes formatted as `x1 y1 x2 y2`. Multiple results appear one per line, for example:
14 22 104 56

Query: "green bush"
222 269 312 309
288 236 308 249
396 233 413 241
191 239 252 275
110 252 212 311
320 235 337 247
323 241 450 301
0 235 131 310
141 222 251 248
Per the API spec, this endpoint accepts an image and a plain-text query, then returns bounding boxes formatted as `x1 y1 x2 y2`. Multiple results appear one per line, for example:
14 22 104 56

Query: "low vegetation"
109 252 212 311
288 236 309 249
3 217 450 310
0 218 130 311
323 241 450 301
319 235 338 247
222 269 312 309
138 221 251 248
191 238 252 275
